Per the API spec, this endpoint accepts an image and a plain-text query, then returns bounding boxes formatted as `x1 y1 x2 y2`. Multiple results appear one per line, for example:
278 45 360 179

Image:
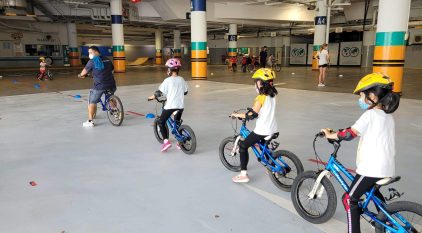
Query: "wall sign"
339 41 362 65
315 16 327 25
228 35 237 41
290 44 307 65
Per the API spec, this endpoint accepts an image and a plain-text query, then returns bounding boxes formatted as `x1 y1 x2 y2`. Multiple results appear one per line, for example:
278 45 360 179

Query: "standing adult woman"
316 43 330 87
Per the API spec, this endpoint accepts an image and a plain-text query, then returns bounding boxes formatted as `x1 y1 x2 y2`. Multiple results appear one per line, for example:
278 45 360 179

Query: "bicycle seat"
264 132 279 142
376 176 401 187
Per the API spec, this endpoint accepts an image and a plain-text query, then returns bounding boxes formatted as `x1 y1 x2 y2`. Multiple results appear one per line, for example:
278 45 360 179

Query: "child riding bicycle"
37 57 49 80
148 58 188 152
230 68 278 183
321 73 400 233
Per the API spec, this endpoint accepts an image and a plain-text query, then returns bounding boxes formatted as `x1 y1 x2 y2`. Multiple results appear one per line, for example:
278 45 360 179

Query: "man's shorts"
88 87 116 104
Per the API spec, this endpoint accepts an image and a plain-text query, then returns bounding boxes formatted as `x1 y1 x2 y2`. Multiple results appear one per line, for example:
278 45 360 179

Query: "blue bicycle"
291 131 422 232
97 89 124 126
219 108 303 191
149 94 196 155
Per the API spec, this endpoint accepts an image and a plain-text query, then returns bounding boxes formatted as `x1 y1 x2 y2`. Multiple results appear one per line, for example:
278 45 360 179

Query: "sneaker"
318 83 324 87
232 174 250 183
161 140 172 152
83 120 94 127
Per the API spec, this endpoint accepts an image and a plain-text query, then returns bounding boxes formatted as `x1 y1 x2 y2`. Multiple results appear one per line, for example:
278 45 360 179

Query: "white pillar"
228 24 237 58
281 36 291 67
191 0 207 80
373 0 411 92
362 30 375 67
173 30 181 59
110 0 125 72
66 22 80 66
155 30 163 64
312 0 327 70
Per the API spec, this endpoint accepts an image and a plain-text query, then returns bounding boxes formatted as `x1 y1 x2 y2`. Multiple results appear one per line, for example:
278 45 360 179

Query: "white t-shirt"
253 95 278 136
159 76 188 110
317 49 329 65
351 109 395 178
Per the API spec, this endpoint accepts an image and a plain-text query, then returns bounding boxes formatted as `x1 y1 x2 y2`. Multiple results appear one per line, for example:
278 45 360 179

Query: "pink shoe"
161 140 172 152
176 143 182 150
232 174 250 183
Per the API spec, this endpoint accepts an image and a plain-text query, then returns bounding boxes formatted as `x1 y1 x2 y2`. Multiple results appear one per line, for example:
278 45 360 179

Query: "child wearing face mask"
230 68 278 183
321 73 400 233
148 58 188 152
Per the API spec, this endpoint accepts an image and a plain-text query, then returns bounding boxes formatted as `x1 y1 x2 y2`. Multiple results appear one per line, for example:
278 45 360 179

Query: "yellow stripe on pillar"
113 51 126 73
191 62 207 79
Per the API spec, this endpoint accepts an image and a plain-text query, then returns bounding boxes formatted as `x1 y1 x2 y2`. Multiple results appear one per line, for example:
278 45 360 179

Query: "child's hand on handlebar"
78 74 85 79
320 128 339 140
147 95 155 101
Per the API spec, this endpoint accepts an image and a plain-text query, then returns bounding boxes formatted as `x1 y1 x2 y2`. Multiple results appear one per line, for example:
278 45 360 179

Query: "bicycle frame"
231 121 291 174
309 146 412 232
98 92 112 111
157 101 190 143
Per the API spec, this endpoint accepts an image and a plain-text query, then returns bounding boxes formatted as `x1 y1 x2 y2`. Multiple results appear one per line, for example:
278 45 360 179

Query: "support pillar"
362 30 375 67
173 30 181 59
155 30 163 65
281 36 291 67
67 23 81 67
373 0 411 93
111 0 125 73
312 0 327 70
191 0 207 80
228 24 237 58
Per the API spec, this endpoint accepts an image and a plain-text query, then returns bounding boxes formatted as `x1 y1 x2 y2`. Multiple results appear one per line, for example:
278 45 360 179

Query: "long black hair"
363 85 400 114
257 80 278 97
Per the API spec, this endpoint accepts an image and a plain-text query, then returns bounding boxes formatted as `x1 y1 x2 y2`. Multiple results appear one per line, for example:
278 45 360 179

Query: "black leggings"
239 132 266 171
342 174 385 233
159 109 183 140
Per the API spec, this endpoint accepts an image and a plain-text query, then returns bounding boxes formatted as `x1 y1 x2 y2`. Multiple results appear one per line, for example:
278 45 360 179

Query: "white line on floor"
411 123 422 128
244 184 374 233
274 82 287 86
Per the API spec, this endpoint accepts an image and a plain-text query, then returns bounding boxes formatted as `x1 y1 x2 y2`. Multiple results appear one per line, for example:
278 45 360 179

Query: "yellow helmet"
39 56 45 61
252 68 275 81
353 73 393 95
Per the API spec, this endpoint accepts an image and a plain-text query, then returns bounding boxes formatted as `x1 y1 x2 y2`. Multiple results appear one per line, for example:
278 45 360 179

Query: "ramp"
128 57 149 66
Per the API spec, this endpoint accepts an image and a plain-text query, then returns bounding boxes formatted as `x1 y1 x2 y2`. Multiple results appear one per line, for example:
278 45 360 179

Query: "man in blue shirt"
78 46 116 127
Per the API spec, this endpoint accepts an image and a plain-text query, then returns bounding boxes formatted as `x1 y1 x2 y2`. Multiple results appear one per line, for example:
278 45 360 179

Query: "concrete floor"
1 76 422 232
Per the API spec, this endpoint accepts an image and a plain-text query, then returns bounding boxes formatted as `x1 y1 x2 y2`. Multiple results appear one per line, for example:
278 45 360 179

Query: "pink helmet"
165 58 181 69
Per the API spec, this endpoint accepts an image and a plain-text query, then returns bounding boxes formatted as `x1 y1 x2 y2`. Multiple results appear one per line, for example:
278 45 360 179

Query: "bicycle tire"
275 64 281 72
219 137 241 172
107 95 124 126
291 171 337 224
153 117 169 143
268 150 304 192
178 124 196 155
375 201 422 233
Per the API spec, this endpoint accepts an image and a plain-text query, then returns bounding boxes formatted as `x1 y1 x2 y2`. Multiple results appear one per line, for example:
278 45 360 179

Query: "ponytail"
364 86 400 114
379 92 400 114
259 80 278 97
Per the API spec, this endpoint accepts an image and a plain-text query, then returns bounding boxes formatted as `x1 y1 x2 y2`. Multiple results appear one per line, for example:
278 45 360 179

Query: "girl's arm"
321 127 359 140
231 99 262 119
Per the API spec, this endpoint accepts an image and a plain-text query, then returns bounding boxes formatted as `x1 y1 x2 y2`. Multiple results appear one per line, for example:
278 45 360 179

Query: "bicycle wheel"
219 137 241 172
153 117 169 143
291 171 337 224
106 95 124 126
375 201 422 233
268 150 304 192
178 124 196 155
47 71 53 80
275 64 281 72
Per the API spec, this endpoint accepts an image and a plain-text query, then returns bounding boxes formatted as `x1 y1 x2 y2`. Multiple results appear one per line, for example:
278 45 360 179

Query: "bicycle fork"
307 170 331 199
231 136 242 156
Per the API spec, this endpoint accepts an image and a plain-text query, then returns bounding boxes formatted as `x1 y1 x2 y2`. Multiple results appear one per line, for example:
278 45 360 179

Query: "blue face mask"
358 97 370 110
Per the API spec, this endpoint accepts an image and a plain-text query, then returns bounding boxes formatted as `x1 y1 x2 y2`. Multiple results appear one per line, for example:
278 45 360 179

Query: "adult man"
78 46 116 127
259 46 268 68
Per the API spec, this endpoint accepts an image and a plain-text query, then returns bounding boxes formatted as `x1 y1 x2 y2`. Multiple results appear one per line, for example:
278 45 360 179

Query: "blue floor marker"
146 113 155 119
